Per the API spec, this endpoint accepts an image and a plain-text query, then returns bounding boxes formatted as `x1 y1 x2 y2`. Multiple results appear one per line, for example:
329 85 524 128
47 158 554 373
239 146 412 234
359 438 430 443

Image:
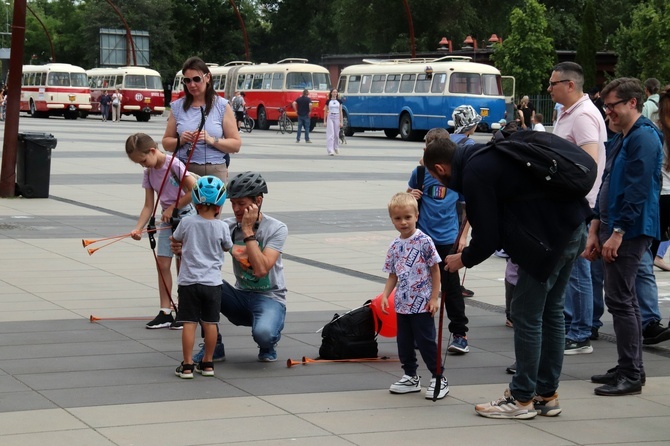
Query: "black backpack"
318 300 378 360
480 130 597 200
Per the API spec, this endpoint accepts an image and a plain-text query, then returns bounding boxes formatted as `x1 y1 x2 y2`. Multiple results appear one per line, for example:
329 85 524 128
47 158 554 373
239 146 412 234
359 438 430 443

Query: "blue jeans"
635 246 662 329
591 257 604 329
296 115 310 142
218 281 286 350
509 223 585 402
601 232 649 380
564 255 594 342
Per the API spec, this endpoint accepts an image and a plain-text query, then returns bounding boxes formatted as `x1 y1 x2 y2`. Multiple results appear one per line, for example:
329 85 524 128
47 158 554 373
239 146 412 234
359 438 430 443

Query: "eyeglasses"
182 75 205 85
603 98 628 112
548 79 571 88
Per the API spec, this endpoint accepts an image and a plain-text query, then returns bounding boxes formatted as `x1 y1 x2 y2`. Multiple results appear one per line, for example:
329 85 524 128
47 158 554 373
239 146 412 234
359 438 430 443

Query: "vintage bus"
87 66 165 122
337 56 513 141
222 58 331 130
20 63 92 119
170 61 252 103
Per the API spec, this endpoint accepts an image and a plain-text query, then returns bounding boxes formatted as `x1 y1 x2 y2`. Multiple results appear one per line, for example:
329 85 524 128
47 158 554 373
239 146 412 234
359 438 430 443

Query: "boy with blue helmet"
172 175 233 378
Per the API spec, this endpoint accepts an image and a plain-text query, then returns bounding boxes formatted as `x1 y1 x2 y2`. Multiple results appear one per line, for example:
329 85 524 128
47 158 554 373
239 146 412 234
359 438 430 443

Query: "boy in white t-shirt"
380 192 449 400
533 113 546 132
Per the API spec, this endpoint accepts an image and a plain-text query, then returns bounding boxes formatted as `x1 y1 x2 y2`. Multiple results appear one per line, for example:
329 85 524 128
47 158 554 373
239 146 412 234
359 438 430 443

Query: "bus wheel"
399 113 419 141
136 113 151 122
309 119 316 132
477 122 490 133
79 111 88 119
343 114 354 137
257 106 269 130
384 129 398 139
29 100 36 117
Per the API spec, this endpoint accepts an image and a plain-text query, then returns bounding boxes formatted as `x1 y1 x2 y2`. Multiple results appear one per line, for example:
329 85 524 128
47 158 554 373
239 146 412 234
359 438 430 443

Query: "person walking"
111 88 122 122
323 88 342 156
99 90 111 122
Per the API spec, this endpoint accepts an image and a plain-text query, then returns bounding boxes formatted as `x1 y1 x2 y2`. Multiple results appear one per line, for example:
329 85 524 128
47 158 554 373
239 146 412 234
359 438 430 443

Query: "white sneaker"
475 388 537 419
425 376 449 400
389 374 421 394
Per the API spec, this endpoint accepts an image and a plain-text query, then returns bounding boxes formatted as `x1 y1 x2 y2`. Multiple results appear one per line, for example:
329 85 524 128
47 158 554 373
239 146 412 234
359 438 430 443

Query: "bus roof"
236 60 329 74
23 63 87 73
342 58 500 75
87 66 162 77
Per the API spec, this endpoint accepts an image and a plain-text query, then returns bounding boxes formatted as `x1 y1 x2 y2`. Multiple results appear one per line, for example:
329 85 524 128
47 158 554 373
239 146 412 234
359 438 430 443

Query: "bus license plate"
480 108 489 117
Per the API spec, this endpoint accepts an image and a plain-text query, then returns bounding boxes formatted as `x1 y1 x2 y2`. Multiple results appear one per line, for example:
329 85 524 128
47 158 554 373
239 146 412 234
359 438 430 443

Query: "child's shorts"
176 283 222 324
157 205 196 257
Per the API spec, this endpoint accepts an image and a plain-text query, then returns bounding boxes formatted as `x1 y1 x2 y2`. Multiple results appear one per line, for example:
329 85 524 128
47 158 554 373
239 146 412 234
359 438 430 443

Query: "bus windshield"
146 75 163 90
70 73 88 87
47 72 71 87
125 75 146 88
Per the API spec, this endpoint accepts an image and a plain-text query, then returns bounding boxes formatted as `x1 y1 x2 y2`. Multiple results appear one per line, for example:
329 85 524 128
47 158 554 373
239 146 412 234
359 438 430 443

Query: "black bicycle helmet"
227 171 268 198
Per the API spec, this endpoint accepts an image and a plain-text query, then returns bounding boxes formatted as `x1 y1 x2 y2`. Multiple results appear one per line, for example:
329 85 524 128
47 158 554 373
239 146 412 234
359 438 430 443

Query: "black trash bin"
16 132 57 198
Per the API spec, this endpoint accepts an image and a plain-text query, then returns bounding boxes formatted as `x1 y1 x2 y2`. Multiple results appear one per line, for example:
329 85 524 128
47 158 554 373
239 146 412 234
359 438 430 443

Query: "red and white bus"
87 66 165 122
170 61 252 103
20 63 92 119
224 58 332 130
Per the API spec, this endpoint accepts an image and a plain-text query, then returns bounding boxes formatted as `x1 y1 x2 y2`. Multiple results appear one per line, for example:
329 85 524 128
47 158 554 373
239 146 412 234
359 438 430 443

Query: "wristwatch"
613 227 625 236
213 136 219 144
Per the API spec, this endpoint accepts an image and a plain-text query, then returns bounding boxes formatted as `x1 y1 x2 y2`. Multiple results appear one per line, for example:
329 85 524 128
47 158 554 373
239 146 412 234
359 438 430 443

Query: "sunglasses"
182 75 206 85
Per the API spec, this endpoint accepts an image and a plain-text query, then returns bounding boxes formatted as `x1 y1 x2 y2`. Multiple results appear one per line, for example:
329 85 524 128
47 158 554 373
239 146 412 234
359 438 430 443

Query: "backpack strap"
416 165 425 191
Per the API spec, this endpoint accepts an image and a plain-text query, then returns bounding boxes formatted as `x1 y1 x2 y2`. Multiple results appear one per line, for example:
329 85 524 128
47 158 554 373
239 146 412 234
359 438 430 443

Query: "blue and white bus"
337 56 513 141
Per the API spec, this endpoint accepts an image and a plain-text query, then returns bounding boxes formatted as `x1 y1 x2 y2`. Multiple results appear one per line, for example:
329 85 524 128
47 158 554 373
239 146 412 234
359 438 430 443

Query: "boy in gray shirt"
173 176 232 379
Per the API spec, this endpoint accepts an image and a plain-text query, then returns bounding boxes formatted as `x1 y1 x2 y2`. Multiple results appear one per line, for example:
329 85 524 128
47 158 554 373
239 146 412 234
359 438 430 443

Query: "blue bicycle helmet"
192 175 227 207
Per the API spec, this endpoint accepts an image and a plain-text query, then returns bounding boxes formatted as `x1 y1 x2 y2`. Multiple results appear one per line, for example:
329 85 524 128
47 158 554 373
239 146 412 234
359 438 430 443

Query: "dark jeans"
397 312 439 377
600 229 649 381
436 243 468 335
509 222 585 402
296 115 310 142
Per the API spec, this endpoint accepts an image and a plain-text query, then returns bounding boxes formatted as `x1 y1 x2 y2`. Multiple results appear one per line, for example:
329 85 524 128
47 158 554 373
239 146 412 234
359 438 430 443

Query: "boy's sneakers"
258 347 277 362
564 338 593 355
475 388 537 419
533 393 562 416
192 342 226 363
447 334 469 354
175 362 194 379
389 374 421 394
146 311 174 329
425 376 449 400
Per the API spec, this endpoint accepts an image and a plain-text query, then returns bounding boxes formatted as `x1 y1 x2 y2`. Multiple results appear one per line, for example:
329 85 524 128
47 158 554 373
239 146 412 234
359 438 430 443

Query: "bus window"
370 74 386 93
431 73 447 93
313 72 330 90
126 75 146 89
211 75 222 90
286 72 313 90
347 75 361 93
399 74 415 93
337 76 346 93
385 74 400 93
263 73 272 89
272 73 284 89
482 74 502 96
146 75 162 90
48 72 70 86
26 72 34 86
415 74 430 93
252 73 263 89
115 75 123 87
105 75 114 87
71 73 88 87
243 74 253 90
449 73 482 95
360 75 371 93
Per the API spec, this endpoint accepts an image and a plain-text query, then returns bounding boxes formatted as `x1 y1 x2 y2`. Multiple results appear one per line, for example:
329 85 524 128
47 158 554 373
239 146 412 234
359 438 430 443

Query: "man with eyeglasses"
585 77 663 396
549 62 607 356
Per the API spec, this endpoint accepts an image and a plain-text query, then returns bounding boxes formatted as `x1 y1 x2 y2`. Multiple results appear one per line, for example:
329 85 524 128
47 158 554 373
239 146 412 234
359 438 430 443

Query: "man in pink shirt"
549 62 607 355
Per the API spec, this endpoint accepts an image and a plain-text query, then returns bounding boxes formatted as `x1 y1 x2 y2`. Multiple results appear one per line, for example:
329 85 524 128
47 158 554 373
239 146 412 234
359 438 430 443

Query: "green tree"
614 0 670 82
490 0 555 95
574 0 599 89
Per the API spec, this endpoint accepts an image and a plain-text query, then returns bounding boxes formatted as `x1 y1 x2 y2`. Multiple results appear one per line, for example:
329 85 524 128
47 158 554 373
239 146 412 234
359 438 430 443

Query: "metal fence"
527 94 556 126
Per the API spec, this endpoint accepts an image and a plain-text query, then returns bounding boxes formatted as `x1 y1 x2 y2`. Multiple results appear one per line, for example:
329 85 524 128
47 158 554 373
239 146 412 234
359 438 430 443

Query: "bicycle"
277 107 294 134
242 107 254 133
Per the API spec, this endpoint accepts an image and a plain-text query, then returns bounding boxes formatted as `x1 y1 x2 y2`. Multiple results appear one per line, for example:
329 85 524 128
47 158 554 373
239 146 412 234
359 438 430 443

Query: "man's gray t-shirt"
173 215 233 286
225 215 288 305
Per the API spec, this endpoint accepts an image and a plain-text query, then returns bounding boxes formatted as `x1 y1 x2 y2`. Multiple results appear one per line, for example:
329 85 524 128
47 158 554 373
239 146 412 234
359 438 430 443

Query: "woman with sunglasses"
163 57 241 183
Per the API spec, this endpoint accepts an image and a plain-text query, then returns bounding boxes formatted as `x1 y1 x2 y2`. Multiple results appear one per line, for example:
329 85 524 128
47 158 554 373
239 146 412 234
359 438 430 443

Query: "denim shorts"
157 205 195 257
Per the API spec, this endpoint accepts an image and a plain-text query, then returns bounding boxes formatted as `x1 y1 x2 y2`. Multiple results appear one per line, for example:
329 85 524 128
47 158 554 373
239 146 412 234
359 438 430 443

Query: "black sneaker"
642 321 670 345
591 366 646 386
461 286 475 297
506 361 516 374
564 338 593 355
146 311 174 329
169 320 184 330
590 327 599 340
